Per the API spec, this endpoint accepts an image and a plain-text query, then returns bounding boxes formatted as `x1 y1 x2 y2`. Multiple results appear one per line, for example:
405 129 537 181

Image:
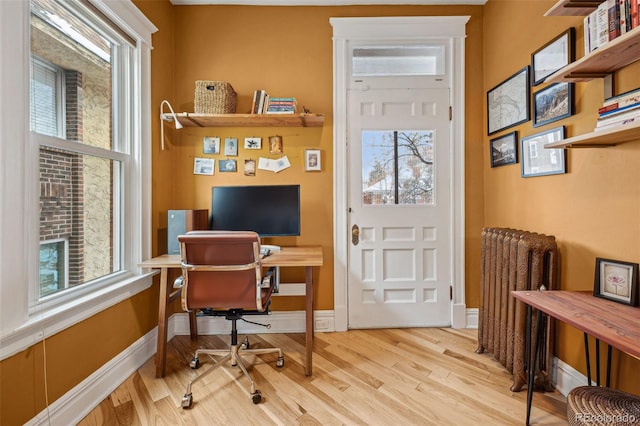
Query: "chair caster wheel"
181 393 193 409
251 390 262 404
242 337 250 349
190 358 200 369
276 356 284 368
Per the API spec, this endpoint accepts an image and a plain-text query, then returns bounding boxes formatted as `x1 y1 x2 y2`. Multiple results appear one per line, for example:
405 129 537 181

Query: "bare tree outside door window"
362 130 434 205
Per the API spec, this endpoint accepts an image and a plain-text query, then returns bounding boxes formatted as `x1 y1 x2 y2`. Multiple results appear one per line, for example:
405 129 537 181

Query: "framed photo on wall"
533 82 574 127
305 149 321 171
520 126 566 177
487 66 530 135
594 258 639 306
489 131 518 168
531 28 575 86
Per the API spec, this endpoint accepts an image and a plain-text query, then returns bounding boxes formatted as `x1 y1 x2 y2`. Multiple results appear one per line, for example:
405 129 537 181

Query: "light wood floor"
78 328 567 425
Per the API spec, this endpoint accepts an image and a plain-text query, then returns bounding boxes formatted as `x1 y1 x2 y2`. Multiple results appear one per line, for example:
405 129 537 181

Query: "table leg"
584 333 592 386
305 266 314 376
526 307 545 426
155 267 169 378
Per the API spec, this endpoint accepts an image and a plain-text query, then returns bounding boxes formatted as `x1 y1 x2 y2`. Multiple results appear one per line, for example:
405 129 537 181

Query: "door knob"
352 224 359 245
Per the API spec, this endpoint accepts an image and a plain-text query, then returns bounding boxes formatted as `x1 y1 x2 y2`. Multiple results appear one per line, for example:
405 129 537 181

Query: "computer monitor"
210 185 301 239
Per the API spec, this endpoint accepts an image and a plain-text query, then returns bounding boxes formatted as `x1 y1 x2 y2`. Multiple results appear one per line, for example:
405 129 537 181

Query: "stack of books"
251 90 298 115
595 88 640 131
266 97 297 114
583 0 639 54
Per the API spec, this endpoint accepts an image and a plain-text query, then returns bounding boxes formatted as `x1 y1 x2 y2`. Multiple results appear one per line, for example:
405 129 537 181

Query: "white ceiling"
170 0 487 5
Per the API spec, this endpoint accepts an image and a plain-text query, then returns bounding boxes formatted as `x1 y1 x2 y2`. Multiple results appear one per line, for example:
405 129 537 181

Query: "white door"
347 88 452 328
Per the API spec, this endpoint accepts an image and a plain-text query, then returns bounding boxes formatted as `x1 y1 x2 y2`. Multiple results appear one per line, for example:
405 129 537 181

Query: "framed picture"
224 138 238 156
305 149 321 171
193 157 214 175
244 137 262 149
594 258 639 306
531 28 575 86
269 135 283 154
520 126 566 177
487 66 530 135
219 159 236 172
244 159 256 176
203 136 220 154
490 131 518 168
533 82 574 127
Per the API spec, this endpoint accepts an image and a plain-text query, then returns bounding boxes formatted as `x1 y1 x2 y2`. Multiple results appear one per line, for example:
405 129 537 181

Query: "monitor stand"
260 244 281 252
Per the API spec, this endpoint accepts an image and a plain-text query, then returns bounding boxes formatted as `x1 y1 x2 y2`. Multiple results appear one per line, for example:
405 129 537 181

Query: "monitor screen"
210 185 300 237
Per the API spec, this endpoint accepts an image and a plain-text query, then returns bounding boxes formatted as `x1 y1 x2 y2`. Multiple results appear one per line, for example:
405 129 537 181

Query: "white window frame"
0 0 157 360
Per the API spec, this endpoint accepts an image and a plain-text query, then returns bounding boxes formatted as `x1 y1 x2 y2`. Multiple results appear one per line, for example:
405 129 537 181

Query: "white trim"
553 357 591 396
465 307 478 329
331 16 469 331
26 328 158 426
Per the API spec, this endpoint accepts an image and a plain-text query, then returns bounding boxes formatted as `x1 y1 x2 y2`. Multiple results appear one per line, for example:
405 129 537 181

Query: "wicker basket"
194 81 237 114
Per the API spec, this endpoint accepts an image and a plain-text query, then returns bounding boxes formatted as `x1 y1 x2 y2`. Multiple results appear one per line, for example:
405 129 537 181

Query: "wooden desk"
139 246 323 378
512 290 640 425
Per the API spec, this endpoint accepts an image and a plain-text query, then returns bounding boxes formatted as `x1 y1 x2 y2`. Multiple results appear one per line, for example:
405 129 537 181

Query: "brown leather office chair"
175 231 284 409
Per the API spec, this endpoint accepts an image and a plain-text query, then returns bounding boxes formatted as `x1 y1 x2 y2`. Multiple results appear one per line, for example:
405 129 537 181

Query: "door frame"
330 16 470 330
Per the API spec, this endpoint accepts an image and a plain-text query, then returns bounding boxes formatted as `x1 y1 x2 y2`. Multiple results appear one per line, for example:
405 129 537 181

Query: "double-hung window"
27 0 154 310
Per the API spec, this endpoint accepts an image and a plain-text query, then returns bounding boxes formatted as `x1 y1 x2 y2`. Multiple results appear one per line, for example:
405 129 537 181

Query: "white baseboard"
465 307 479 329
553 357 589 396
27 328 158 426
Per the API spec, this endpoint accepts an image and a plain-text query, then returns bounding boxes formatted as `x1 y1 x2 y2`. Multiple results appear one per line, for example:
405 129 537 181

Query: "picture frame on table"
520 126 566 177
487 66 530 135
531 28 575 86
490 131 518 168
305 149 321 171
533 82 574 127
594 258 639 307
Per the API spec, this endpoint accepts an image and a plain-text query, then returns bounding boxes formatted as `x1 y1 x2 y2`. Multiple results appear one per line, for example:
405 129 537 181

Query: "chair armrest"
261 267 278 293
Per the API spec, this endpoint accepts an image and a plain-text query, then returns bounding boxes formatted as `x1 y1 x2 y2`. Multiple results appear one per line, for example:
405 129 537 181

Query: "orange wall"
483 0 640 392
147 3 486 312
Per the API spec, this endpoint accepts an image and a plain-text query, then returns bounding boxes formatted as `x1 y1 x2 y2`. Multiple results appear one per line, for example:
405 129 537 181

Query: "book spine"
596 108 640 126
598 101 640 116
608 0 621 41
602 88 640 106
632 0 639 28
619 0 628 34
584 15 592 53
595 114 640 130
596 3 610 48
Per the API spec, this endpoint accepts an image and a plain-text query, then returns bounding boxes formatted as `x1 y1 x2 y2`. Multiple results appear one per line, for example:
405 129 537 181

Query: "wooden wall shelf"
162 112 324 128
545 0 600 17
545 122 640 148
545 26 640 83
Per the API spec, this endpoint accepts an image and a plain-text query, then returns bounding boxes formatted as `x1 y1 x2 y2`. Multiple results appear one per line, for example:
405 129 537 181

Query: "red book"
631 0 639 28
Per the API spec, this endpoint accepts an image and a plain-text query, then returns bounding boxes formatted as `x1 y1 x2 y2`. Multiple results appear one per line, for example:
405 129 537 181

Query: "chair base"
182 315 284 409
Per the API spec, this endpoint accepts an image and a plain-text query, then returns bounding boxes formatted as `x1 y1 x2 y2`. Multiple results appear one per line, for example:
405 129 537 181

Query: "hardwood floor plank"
79 329 567 425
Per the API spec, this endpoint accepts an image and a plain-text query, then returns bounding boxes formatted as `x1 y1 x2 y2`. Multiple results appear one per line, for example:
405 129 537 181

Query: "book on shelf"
600 87 640 110
595 108 640 130
265 97 297 114
594 114 640 130
632 0 639 28
608 0 621 40
585 1 639 53
598 101 640 117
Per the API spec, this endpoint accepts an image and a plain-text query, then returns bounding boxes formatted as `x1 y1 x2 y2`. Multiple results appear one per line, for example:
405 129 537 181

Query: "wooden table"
139 246 323 378
512 290 640 425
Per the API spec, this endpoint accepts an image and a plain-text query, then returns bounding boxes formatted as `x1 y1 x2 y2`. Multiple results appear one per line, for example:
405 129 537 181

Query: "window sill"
0 272 155 360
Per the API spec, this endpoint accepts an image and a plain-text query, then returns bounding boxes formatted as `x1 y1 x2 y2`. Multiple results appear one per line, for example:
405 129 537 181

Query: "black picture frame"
490 131 518 168
531 28 575 86
487 66 530 135
520 126 566 178
533 82 574 127
594 257 639 307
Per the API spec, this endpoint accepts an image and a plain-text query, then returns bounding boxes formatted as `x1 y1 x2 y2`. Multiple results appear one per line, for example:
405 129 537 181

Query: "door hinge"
449 106 452 121
450 285 453 301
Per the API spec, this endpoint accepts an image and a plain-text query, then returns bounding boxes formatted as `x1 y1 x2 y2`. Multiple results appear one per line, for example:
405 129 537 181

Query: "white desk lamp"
160 100 183 150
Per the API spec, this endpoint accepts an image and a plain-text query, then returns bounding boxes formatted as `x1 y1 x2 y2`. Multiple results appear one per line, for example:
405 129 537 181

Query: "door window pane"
362 130 434 205
352 45 445 77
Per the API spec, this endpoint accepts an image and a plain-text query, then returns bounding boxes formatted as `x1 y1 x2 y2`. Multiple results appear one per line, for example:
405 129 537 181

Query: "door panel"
348 88 451 328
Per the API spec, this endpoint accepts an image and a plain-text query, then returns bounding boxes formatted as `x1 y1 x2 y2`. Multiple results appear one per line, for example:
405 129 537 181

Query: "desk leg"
156 267 170 378
526 307 545 426
305 266 314 376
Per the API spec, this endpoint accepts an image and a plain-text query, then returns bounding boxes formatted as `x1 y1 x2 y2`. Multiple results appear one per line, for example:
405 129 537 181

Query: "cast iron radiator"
475 227 558 392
